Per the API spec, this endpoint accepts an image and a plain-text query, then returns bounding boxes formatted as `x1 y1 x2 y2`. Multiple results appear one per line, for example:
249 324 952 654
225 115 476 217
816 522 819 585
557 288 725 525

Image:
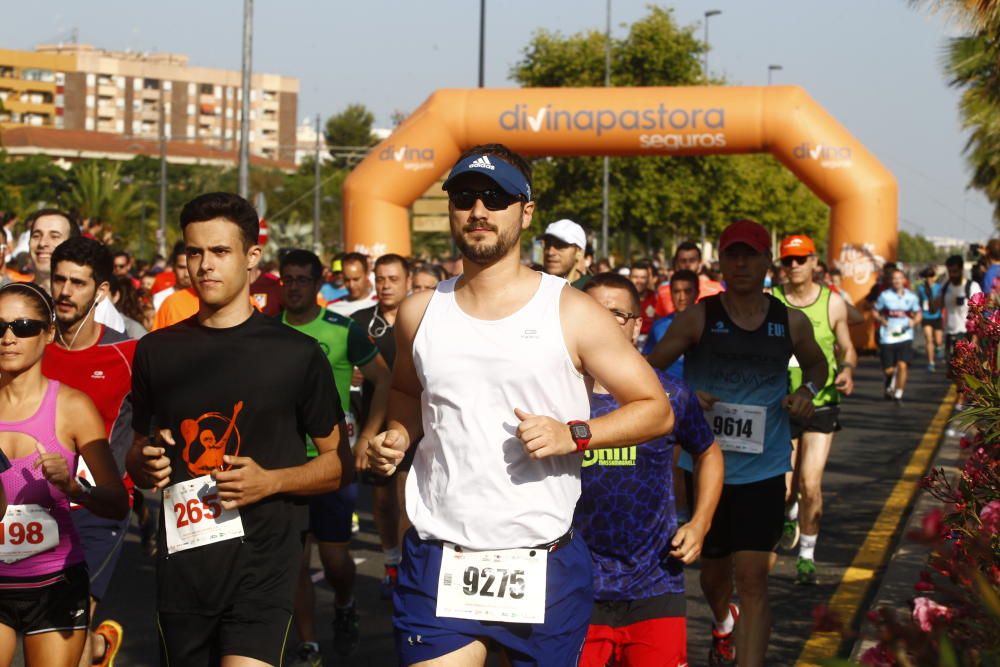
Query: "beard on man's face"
453 220 522 265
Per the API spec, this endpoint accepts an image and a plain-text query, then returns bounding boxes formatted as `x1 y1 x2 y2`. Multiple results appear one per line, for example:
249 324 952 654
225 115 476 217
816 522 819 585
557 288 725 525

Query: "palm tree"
914 1 1000 221
63 161 145 240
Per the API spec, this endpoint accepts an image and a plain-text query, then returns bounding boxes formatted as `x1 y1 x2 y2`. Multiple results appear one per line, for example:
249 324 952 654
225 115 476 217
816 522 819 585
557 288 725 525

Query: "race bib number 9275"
436 543 547 623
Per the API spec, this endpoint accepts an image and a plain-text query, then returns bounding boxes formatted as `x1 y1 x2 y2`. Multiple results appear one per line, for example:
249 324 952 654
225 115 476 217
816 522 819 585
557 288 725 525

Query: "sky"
1 0 993 242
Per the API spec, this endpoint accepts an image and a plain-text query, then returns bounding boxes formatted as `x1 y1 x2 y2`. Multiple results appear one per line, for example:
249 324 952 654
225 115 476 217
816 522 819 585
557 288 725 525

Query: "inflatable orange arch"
343 85 897 305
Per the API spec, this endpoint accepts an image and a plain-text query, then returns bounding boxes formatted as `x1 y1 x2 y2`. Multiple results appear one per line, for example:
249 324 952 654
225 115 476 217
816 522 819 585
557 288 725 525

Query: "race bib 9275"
162 475 244 555
436 543 547 624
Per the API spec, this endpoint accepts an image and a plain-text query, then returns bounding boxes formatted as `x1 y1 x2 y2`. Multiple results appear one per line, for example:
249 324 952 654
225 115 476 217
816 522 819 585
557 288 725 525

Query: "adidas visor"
442 153 532 200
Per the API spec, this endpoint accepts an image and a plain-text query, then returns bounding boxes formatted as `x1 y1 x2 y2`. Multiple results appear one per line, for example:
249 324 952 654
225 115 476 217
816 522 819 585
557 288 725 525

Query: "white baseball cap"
541 219 587 249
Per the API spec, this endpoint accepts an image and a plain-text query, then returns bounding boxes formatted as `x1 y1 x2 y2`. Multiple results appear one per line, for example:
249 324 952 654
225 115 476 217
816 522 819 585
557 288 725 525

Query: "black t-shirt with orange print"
131 309 342 614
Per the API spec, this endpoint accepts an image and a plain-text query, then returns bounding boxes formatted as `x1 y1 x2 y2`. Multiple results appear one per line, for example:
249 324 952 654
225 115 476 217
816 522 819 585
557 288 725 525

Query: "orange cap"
780 235 816 258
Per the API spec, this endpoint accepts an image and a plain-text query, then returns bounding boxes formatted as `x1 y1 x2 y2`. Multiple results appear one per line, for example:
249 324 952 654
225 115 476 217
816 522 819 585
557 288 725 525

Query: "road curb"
846 395 964 662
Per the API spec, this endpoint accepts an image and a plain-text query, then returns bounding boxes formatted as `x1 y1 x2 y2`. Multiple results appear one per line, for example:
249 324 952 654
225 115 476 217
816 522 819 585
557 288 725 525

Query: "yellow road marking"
796 385 957 666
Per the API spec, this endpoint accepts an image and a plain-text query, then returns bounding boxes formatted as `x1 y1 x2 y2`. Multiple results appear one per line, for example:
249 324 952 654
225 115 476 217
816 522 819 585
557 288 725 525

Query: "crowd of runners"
0 143 982 666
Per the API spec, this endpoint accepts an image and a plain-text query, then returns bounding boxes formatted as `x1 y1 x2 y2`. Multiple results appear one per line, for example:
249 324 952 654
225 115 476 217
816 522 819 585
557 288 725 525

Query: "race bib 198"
0 504 59 564
706 402 767 454
436 543 547 624
162 475 244 555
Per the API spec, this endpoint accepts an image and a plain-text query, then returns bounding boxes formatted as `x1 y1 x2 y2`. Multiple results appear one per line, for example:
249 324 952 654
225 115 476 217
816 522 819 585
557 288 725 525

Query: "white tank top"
407 272 590 549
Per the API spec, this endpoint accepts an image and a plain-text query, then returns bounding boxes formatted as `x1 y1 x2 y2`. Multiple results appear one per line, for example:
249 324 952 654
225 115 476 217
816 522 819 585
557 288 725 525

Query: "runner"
125 192 353 666
367 144 673 666
873 268 922 403
938 254 981 375
410 265 444 294
351 254 412 599
41 238 138 667
278 249 391 665
541 219 591 289
326 253 377 317
655 241 724 317
643 268 699 373
577 272 724 667
152 247 196 330
771 234 857 586
628 260 658 349
916 266 944 372
0 281 127 667
647 219 828 667
26 210 81 296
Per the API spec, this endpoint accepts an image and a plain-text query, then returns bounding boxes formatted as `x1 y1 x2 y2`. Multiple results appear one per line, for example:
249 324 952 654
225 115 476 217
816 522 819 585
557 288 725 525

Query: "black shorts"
72 509 129 601
924 318 943 332
685 473 785 558
880 341 914 369
0 562 90 635
158 602 292 665
790 405 842 439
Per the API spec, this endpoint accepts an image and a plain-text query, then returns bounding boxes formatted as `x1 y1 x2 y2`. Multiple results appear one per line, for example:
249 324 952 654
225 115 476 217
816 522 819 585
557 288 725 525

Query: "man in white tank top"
367 145 673 667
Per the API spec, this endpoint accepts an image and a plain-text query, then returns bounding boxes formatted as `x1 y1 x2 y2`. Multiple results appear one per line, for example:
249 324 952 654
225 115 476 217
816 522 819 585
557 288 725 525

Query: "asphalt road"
87 351 951 666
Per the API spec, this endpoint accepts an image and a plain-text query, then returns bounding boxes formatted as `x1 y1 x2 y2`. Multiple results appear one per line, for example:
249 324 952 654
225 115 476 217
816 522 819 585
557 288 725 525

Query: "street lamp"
601 0 611 258
703 10 721 83
768 64 783 85
478 0 486 88
238 0 253 199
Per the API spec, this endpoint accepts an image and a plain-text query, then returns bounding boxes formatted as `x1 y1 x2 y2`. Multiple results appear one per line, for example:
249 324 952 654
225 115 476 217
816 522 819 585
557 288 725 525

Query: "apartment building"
0 44 297 163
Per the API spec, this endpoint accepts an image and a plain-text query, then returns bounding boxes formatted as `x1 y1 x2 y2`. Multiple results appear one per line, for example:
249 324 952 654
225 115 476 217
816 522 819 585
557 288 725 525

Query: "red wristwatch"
567 420 592 452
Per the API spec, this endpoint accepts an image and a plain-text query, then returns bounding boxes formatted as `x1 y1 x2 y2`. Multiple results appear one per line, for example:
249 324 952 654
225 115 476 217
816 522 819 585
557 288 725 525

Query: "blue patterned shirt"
575 370 714 600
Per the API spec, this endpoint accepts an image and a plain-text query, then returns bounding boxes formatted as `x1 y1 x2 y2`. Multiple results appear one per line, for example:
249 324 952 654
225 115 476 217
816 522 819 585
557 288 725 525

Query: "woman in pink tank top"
0 283 128 667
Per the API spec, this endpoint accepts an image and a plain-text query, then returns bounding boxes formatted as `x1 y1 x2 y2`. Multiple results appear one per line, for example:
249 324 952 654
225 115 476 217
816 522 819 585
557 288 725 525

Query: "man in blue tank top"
647 219 828 667
366 144 674 667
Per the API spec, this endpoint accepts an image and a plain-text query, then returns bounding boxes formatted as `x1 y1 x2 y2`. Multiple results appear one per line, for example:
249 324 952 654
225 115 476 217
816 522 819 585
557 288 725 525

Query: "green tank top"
773 285 839 406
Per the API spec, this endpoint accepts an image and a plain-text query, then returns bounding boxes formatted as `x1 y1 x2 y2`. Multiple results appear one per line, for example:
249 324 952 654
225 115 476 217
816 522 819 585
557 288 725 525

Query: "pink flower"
969 291 987 308
860 644 897 666
920 509 944 542
912 596 952 632
980 500 1000 535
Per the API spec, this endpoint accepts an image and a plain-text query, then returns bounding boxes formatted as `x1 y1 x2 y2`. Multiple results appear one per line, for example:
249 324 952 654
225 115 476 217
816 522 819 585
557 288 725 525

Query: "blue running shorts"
394 528 592 666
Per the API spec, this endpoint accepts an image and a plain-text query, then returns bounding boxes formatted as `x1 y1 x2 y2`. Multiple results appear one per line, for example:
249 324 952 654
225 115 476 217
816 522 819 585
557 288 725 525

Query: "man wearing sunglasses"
771 234 857 586
367 144 672 667
647 220 827 667
41 237 138 667
279 249 391 663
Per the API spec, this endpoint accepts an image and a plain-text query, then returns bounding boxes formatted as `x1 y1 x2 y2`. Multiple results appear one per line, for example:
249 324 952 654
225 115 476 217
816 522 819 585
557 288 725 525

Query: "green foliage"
912 1 1000 224
510 6 828 261
325 104 377 169
897 230 961 265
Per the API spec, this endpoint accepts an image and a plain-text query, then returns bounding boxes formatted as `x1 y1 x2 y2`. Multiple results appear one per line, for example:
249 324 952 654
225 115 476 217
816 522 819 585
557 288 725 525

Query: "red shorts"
579 594 687 667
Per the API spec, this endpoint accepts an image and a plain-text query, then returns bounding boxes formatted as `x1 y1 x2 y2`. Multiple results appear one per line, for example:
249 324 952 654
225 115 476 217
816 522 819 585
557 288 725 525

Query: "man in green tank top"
772 235 857 585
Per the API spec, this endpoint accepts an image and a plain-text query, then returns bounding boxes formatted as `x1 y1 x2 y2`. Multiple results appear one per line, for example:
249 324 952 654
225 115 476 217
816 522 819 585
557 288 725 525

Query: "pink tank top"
0 380 85 577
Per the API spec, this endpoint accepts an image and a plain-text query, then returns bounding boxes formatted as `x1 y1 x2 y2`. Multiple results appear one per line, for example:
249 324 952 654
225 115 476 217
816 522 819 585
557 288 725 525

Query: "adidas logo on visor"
468 155 495 170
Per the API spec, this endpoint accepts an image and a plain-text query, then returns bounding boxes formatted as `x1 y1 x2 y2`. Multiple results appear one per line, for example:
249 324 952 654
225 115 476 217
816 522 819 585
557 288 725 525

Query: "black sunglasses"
780 255 812 267
0 318 48 338
447 189 521 211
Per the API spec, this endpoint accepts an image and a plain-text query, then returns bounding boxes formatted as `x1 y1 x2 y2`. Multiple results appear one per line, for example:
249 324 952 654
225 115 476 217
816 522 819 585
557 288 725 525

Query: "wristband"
803 381 820 398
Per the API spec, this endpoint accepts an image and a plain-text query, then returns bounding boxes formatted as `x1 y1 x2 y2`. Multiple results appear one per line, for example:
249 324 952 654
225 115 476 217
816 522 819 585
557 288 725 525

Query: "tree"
510 6 827 261
914 1 1000 223
325 104 377 168
63 161 145 238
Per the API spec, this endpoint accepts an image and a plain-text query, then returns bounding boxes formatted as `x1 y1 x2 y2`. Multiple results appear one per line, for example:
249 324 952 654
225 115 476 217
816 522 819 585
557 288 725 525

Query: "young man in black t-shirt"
126 192 352 667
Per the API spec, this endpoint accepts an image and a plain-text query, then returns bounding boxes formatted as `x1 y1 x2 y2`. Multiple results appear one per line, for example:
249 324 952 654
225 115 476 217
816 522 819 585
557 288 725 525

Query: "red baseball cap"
780 234 816 258
719 219 770 254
